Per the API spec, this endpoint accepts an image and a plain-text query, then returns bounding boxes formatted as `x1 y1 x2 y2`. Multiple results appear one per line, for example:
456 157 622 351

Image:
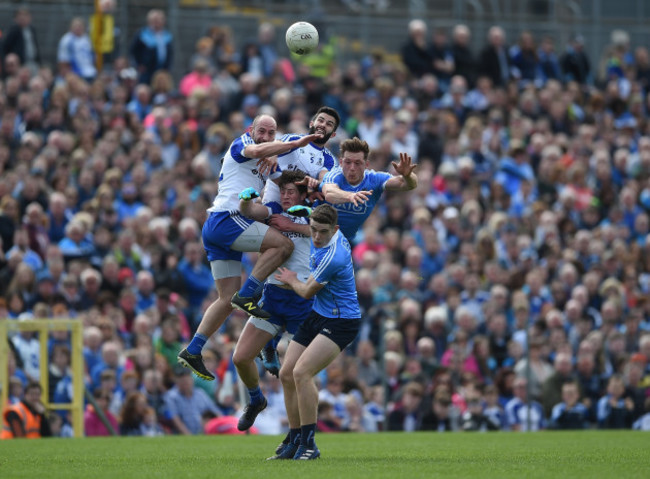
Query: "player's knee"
292 365 311 385
217 295 234 313
279 365 294 386
232 349 248 368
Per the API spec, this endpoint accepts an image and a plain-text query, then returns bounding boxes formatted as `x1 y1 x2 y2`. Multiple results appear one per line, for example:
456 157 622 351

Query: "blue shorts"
292 311 361 351
259 284 313 334
202 211 255 262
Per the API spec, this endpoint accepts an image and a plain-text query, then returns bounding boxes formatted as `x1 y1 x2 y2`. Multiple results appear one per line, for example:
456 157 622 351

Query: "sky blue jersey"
310 230 361 319
321 167 392 243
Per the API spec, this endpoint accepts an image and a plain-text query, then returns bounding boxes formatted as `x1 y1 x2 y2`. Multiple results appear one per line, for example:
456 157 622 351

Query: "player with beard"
262 106 340 204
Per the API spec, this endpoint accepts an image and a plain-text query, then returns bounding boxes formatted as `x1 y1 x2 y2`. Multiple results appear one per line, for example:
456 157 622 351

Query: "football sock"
248 386 264 406
281 432 291 445
186 333 208 355
239 275 263 298
300 423 316 448
289 428 301 445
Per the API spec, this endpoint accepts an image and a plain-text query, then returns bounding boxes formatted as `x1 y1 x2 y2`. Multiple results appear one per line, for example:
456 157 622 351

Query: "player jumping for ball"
178 114 320 380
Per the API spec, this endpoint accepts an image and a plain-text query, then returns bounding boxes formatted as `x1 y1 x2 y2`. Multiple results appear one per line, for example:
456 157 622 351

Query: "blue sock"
239 275 263 298
248 386 264 406
186 333 208 355
289 428 301 445
271 335 280 349
300 423 316 448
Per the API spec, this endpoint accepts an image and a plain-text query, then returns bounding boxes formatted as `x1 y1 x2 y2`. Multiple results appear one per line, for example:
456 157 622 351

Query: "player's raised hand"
256 156 278 176
392 152 417 178
238 187 260 201
297 175 321 191
287 205 312 218
348 190 373 206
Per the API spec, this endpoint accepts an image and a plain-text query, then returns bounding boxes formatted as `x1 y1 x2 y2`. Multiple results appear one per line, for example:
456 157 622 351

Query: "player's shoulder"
363 168 392 186
230 132 251 150
280 133 303 142
365 167 392 179
324 166 344 178
237 131 254 147
321 147 336 160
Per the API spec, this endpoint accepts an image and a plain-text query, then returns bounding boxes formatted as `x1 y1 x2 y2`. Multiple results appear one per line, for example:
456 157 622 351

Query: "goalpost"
0 319 85 438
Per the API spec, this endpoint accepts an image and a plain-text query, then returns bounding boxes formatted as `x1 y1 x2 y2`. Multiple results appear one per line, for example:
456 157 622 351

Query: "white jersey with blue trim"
208 132 276 213
263 134 336 203
264 202 311 285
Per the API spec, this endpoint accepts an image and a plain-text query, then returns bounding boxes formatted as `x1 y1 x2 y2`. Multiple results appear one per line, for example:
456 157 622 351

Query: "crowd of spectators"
1 7 650 437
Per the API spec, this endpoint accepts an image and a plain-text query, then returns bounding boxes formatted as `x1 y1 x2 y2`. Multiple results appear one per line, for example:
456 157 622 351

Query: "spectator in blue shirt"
47 192 72 243
134 270 156 314
538 36 562 84
550 381 590 429
130 9 173 85
58 220 94 262
164 365 221 435
89 341 125 392
6 226 43 272
114 182 144 225
597 374 635 429
177 240 213 327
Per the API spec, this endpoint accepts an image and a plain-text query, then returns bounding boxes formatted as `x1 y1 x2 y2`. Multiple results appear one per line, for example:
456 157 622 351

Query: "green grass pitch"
1 431 648 479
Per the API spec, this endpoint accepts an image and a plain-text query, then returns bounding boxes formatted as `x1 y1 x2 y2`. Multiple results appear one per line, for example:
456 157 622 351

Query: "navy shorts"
259 284 313 335
202 211 255 262
292 311 361 351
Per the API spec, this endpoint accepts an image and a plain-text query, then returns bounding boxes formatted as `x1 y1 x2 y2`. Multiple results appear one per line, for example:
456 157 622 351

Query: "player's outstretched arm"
322 183 373 206
274 268 324 299
243 133 323 160
385 152 418 191
238 188 269 221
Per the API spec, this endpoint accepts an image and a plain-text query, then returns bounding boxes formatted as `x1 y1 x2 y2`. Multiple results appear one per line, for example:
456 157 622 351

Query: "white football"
285 22 319 55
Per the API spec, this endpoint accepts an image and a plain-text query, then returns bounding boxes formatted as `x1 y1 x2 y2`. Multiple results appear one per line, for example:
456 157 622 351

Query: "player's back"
209 132 269 213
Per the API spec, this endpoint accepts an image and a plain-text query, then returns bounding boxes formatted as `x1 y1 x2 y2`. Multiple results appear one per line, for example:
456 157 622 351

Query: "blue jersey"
310 230 360 319
321 167 392 243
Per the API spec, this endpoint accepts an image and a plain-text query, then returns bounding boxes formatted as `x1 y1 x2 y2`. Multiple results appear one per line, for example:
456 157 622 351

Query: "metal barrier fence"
2 0 650 82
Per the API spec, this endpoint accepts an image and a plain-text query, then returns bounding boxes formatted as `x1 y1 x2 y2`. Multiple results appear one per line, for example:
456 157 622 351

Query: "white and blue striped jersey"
263 134 336 203
264 202 311 285
505 397 545 431
310 230 361 319
320 167 392 243
208 132 277 213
